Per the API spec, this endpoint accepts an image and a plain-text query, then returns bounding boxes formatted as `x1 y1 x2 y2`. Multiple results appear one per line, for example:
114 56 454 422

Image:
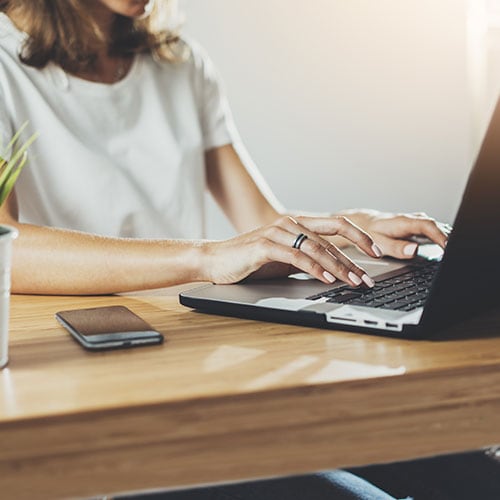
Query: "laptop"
180 97 500 339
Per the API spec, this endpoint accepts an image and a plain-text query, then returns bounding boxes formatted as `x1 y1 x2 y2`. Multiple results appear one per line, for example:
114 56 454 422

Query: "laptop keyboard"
306 261 439 312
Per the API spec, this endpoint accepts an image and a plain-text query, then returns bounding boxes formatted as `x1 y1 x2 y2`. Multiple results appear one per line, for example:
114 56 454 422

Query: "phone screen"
55 305 164 350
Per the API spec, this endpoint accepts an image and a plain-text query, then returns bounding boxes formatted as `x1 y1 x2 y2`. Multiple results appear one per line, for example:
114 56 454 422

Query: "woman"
0 0 447 296
0 1 477 499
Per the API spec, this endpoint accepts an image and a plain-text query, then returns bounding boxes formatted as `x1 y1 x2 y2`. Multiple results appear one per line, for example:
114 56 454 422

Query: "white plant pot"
0 224 18 369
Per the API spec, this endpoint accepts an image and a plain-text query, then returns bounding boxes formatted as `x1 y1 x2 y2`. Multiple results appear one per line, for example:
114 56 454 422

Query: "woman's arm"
1 191 205 295
205 143 283 232
206 144 448 258
2 189 380 295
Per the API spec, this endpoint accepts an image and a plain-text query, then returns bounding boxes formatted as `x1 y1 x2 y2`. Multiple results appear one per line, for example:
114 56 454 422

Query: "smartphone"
55 305 164 351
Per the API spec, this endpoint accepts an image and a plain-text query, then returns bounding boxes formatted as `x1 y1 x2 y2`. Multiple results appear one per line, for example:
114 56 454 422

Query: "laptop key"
307 261 439 306
327 292 363 303
391 301 412 310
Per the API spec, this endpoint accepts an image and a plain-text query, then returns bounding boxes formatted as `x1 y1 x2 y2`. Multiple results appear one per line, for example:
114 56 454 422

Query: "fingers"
374 217 450 260
373 233 420 260
324 245 375 287
412 218 448 248
298 238 373 288
216 212 449 285
263 217 375 287
290 215 383 259
257 238 339 285
391 215 449 250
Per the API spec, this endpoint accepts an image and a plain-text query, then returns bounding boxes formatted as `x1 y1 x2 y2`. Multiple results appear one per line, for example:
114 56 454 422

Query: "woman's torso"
0 14 234 239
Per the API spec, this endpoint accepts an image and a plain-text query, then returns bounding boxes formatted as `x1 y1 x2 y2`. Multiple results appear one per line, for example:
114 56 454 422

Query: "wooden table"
2 293 500 499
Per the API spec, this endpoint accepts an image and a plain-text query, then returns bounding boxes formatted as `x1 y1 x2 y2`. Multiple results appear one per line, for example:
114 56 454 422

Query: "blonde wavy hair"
0 0 183 73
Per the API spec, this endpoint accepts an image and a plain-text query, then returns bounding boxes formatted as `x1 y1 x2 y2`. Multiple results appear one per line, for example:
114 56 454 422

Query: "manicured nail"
348 272 362 286
372 244 383 258
323 271 336 283
361 274 375 288
404 243 418 256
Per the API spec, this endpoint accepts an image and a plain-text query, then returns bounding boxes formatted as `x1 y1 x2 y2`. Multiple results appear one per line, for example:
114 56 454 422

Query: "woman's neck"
8 2 134 84
81 2 135 84
86 1 115 41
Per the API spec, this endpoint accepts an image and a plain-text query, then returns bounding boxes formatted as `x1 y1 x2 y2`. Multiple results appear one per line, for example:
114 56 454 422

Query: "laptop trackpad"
289 246 410 281
341 246 409 278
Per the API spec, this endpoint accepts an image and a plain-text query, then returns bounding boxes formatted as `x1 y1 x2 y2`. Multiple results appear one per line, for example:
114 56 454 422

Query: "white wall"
181 0 480 238
468 0 500 148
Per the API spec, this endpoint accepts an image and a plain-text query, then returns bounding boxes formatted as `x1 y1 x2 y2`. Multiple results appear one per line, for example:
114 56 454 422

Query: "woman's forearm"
10 222 207 295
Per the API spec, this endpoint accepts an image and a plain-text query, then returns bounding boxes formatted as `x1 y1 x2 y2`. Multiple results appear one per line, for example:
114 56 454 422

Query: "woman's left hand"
339 209 449 259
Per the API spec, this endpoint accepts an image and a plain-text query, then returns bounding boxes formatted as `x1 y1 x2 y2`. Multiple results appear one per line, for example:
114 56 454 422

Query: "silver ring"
292 233 308 250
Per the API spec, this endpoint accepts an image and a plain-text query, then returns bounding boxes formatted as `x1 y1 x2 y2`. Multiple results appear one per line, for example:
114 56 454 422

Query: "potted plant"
0 123 38 368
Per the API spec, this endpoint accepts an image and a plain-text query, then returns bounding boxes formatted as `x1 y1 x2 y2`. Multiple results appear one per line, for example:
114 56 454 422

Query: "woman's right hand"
200 215 382 287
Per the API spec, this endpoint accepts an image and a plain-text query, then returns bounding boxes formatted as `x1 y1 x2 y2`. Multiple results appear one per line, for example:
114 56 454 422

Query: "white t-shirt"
0 14 237 239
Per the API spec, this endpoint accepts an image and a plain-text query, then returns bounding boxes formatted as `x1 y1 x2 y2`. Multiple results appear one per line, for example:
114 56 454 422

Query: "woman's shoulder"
0 13 26 53
182 38 212 66
153 37 217 79
0 14 25 86
173 37 221 86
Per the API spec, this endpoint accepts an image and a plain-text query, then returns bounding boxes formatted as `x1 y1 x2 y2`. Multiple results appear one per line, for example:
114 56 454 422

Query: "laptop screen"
421 97 500 332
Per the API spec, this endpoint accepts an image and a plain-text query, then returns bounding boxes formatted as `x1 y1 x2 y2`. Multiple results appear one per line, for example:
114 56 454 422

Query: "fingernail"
348 272 362 286
404 243 418 256
323 271 336 283
372 244 383 258
361 274 375 288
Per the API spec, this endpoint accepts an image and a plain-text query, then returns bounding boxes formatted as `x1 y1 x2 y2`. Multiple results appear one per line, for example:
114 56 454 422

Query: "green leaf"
0 124 38 206
4 121 29 153
0 153 27 206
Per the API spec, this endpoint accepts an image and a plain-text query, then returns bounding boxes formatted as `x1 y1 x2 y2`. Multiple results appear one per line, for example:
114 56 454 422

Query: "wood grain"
1 293 500 499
